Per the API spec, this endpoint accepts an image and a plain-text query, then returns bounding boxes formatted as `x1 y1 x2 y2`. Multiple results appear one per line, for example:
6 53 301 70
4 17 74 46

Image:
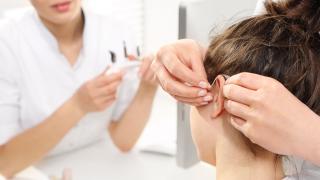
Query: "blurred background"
0 0 258 179
0 0 258 155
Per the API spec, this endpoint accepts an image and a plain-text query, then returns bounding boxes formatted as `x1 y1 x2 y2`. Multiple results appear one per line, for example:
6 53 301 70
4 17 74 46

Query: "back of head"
265 0 320 33
204 0 320 114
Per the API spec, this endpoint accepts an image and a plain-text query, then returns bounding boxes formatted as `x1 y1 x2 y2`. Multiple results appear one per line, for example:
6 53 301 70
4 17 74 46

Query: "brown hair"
204 0 320 114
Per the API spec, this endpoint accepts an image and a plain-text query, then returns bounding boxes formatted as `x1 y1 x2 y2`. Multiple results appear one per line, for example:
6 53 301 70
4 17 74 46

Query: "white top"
255 0 320 179
0 8 140 156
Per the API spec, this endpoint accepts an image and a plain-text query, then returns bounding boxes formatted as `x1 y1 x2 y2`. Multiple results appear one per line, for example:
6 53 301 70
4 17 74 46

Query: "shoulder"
0 8 34 46
0 10 33 72
0 18 16 42
0 19 18 58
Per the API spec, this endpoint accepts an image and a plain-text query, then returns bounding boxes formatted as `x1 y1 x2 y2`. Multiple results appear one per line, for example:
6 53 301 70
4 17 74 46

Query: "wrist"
139 81 158 92
69 93 88 117
294 110 320 164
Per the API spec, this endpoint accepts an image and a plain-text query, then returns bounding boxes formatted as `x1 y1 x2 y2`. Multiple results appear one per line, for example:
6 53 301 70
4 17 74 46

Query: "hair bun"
265 0 320 33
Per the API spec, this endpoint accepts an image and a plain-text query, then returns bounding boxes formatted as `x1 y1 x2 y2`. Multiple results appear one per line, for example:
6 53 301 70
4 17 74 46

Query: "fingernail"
199 81 210 89
203 95 213 101
231 117 246 126
198 90 207 97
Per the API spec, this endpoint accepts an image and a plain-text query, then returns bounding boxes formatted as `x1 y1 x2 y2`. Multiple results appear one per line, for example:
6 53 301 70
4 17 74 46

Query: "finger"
96 95 117 106
225 72 269 90
96 73 123 87
224 100 253 121
174 94 212 104
157 51 210 89
174 97 209 106
188 41 208 84
157 65 207 98
97 81 122 97
223 84 256 106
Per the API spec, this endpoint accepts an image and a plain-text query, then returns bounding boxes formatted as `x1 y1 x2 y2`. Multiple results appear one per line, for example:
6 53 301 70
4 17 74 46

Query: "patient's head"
191 0 320 165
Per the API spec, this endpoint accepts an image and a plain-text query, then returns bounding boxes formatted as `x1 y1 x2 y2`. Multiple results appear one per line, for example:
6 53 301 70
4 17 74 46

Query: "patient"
190 0 320 179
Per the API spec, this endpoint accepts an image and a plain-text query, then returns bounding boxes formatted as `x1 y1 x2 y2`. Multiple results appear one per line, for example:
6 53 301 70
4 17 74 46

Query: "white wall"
143 0 259 52
0 0 29 17
0 0 259 51
143 0 181 52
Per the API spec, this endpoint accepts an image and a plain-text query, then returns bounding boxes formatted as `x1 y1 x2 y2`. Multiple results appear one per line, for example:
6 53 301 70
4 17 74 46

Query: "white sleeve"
111 72 140 121
282 177 297 180
110 25 141 121
0 38 22 145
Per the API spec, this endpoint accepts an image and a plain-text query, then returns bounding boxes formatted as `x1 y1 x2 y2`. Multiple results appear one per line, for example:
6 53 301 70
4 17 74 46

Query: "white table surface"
36 140 216 180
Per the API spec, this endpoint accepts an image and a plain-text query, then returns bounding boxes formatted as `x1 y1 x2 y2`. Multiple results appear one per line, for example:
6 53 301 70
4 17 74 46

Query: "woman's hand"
73 70 124 114
152 39 212 106
222 72 320 165
139 54 158 87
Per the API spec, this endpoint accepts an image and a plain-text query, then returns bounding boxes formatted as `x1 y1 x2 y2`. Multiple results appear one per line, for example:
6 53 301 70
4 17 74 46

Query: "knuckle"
156 46 170 60
162 79 172 93
247 107 257 119
224 100 232 109
167 59 178 72
265 77 279 89
252 93 264 104
235 73 248 84
227 101 238 113
225 84 235 97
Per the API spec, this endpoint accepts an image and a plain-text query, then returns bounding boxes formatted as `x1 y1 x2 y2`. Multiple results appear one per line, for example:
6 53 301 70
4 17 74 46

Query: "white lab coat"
255 0 320 179
0 7 140 155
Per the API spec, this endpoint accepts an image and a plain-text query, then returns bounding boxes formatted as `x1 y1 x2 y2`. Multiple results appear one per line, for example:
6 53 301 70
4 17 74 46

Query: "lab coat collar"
32 7 95 68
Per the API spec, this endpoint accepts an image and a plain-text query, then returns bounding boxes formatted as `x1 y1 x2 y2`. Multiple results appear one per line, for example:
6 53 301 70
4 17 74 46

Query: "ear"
210 75 226 118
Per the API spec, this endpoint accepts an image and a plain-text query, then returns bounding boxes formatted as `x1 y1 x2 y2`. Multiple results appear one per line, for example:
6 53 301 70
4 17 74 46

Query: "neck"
215 115 284 180
40 10 84 44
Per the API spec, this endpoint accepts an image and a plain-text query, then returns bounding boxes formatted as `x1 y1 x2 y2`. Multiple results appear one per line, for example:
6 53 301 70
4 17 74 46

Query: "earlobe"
210 75 226 118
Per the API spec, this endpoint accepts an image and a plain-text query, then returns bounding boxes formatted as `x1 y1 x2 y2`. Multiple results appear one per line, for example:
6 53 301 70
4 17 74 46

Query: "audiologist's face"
30 0 82 25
